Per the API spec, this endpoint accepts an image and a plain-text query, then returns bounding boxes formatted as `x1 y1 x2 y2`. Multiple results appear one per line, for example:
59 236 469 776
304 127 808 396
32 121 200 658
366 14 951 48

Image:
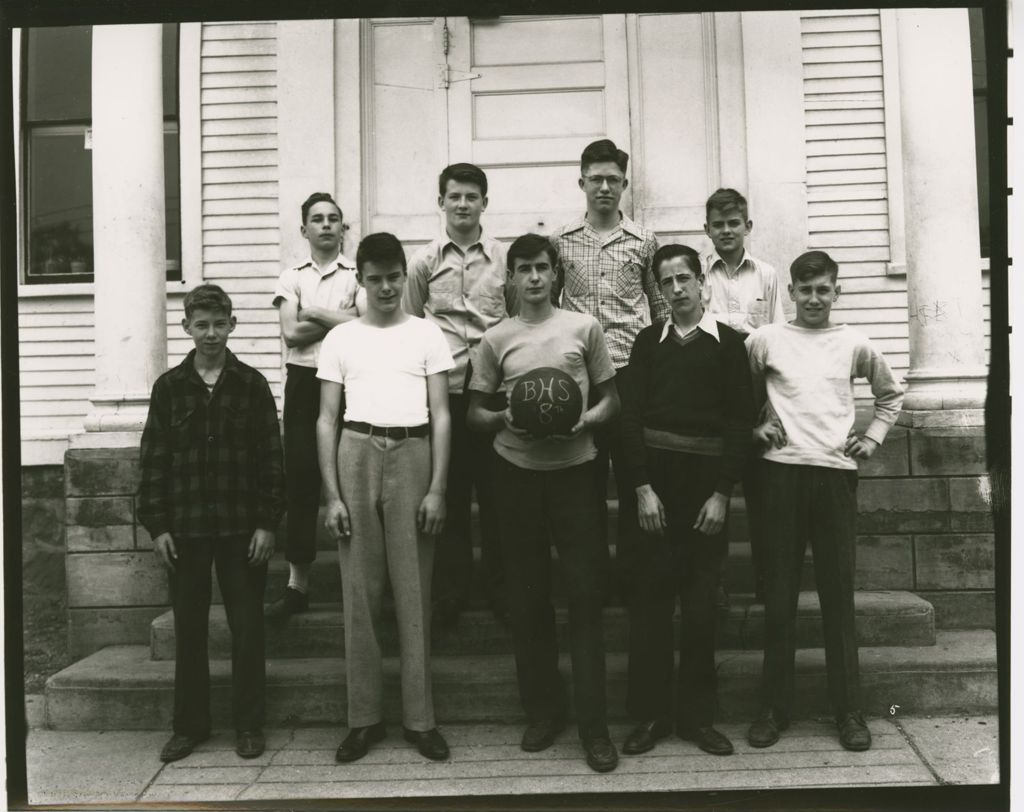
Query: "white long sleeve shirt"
746 323 904 470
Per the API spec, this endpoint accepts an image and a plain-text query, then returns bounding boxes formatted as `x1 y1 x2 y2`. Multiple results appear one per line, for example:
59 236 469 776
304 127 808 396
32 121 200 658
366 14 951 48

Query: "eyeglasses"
583 175 624 188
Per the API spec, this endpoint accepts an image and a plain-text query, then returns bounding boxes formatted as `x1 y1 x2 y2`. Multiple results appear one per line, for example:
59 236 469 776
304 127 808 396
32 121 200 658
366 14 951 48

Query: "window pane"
165 129 181 276
162 23 179 117
27 128 93 280
25 27 92 122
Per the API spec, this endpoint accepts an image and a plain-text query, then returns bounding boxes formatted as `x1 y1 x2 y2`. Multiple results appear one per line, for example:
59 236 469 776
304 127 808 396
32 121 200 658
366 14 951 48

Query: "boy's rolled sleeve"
272 266 300 308
137 379 172 539
468 335 500 394
402 251 431 318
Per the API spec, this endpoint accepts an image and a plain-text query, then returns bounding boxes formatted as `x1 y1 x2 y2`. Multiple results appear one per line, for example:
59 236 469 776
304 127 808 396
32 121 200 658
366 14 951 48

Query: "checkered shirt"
553 215 670 368
138 349 285 540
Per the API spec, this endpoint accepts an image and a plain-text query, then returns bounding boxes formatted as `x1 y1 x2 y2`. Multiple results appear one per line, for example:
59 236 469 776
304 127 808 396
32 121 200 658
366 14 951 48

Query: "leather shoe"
679 725 734 756
747 709 789 748
159 731 209 762
403 727 450 761
520 718 565 752
335 722 386 763
265 587 309 622
236 729 265 758
582 735 619 772
622 719 672 755
837 711 872 751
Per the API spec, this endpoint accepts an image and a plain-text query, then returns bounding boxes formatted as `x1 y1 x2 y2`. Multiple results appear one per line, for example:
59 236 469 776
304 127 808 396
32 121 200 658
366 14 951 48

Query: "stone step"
151 591 935 661
43 630 996 730
246 540 814 608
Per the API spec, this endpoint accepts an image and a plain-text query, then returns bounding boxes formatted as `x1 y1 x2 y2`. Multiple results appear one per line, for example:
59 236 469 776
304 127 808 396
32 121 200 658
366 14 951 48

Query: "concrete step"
246 539 812 608
151 591 935 661
43 630 996 730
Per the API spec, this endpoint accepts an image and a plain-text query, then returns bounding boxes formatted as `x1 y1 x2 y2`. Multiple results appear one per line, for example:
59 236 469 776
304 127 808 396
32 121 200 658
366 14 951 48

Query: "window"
22 24 181 284
968 8 989 258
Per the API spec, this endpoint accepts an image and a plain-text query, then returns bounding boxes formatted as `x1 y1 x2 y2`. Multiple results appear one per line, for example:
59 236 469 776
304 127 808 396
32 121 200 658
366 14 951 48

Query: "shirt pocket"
614 262 643 300
474 273 508 320
169 404 199 451
563 260 589 298
748 299 769 328
429 269 462 313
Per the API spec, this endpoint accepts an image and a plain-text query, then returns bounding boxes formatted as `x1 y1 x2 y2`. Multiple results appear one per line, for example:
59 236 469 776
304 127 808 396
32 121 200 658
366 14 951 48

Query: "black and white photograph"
3 1 1010 809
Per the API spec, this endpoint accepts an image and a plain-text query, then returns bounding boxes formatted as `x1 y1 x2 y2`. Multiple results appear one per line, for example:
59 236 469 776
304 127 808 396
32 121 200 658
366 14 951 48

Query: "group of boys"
138 138 904 773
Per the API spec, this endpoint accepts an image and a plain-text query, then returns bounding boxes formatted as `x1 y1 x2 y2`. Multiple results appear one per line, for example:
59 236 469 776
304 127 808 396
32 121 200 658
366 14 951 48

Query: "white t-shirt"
317 316 454 426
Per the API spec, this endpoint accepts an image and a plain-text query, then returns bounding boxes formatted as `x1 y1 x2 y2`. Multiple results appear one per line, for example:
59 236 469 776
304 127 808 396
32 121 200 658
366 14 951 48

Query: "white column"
80 24 168 442
896 8 987 413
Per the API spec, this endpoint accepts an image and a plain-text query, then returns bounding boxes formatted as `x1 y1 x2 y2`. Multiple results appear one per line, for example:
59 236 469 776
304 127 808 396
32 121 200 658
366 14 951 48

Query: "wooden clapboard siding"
18 297 96 441
800 9 908 399
199 21 283 404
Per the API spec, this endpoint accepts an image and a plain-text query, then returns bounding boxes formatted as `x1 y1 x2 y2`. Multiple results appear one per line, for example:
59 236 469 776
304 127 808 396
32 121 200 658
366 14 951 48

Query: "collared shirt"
403 232 512 394
701 249 787 336
659 309 722 344
138 349 285 540
273 253 359 368
553 214 670 368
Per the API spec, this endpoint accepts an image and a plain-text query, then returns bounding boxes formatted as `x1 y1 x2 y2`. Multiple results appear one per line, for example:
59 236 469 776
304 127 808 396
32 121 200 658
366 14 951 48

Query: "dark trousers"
170 535 268 735
492 454 609 738
760 460 861 721
731 456 767 595
432 391 505 606
593 364 637 599
626 449 725 730
283 364 328 564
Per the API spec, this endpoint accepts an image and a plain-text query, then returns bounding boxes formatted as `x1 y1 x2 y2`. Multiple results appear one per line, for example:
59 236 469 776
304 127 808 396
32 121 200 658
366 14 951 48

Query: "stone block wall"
855 425 994 629
64 447 167 657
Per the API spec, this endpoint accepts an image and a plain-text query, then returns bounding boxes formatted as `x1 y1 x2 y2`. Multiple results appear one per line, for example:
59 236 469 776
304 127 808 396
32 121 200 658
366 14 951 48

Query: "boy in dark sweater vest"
619 244 753 757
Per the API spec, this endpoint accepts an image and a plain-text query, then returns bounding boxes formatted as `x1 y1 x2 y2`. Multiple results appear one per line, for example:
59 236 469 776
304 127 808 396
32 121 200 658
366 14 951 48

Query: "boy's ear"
181 317 190 334
746 219 753 233
437 195 445 210
833 284 842 301
300 222 309 240
229 315 238 332
480 195 488 212
578 176 586 192
787 282 795 301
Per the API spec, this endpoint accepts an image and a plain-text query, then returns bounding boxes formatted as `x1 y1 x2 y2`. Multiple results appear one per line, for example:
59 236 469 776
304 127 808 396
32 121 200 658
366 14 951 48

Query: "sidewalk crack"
892 718 947 786
237 728 297 800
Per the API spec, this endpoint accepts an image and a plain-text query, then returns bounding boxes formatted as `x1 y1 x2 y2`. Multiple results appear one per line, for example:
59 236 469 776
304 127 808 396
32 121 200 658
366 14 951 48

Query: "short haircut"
506 233 558 273
183 283 233 321
580 138 628 175
652 243 702 281
705 188 749 221
356 232 407 274
438 163 488 197
301 192 342 225
790 250 839 283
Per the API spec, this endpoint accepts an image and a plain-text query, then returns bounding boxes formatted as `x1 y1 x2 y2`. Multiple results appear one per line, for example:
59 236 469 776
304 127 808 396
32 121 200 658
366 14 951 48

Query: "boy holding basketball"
467 233 621 773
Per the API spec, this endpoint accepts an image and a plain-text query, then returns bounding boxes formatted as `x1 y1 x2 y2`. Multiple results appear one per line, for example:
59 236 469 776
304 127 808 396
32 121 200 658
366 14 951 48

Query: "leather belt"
344 421 429 439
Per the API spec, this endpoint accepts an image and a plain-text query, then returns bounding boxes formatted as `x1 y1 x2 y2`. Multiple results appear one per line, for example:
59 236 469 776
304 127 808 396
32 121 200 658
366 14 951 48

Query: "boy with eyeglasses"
552 138 670 604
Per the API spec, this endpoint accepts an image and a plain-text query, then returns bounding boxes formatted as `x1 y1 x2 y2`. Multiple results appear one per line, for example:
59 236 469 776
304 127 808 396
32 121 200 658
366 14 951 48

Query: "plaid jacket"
138 349 285 540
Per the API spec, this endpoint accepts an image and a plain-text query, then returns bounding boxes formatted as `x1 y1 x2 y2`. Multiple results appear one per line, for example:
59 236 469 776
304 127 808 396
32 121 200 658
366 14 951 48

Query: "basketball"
509 367 583 437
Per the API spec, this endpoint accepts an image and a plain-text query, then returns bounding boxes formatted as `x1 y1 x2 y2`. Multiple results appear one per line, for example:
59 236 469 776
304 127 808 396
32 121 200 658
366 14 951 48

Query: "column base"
900 367 987 412
82 395 152 434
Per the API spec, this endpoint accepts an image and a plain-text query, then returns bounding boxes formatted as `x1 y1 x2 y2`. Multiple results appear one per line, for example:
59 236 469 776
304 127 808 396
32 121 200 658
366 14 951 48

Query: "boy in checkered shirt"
139 284 285 764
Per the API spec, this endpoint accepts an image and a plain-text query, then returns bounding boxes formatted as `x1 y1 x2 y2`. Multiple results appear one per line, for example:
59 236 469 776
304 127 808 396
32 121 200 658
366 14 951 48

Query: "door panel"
364 18 448 247
628 13 719 244
445 15 631 239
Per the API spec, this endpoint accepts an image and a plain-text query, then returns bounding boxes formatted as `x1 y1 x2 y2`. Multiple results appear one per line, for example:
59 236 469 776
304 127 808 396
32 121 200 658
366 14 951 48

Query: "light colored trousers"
337 430 436 731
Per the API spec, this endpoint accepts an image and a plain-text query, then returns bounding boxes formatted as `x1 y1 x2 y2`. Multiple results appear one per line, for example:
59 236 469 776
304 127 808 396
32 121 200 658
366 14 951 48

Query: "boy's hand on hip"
636 484 666 536
845 433 878 460
154 533 177 571
324 499 351 542
418 491 446 536
248 529 275 566
754 420 787 449
694 492 729 536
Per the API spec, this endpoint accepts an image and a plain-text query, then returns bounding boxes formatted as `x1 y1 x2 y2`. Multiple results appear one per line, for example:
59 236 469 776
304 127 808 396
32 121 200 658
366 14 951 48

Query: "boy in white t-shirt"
316 233 454 764
745 250 904 753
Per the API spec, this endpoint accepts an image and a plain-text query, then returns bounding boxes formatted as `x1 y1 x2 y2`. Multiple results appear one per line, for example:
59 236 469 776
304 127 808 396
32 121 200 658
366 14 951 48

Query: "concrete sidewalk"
23 698 999 806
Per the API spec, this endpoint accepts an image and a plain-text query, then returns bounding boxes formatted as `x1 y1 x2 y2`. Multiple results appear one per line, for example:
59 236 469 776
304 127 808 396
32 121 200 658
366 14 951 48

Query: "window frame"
14 23 202 297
